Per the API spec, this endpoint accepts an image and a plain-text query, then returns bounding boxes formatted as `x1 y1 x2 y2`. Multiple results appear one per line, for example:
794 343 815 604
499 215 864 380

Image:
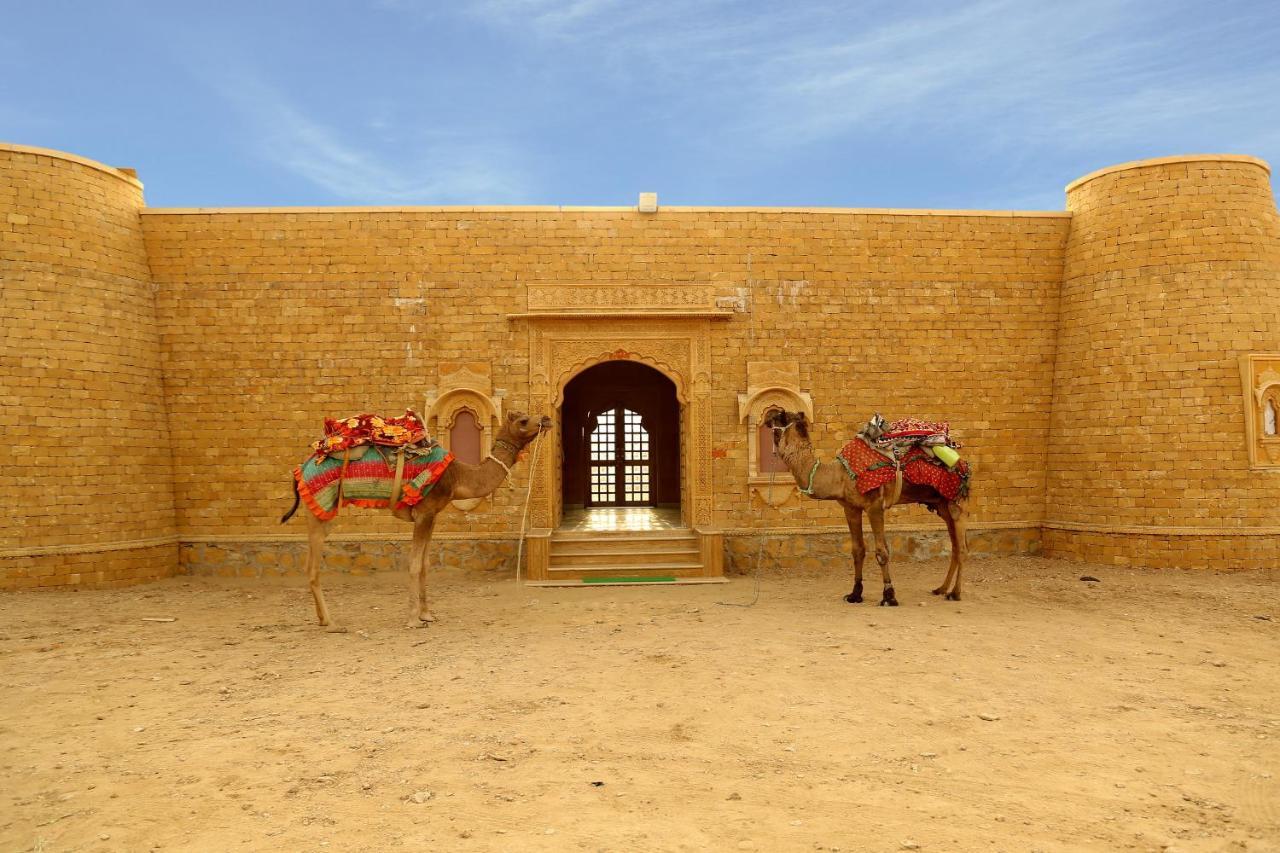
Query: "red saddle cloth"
837 438 971 501
311 411 429 460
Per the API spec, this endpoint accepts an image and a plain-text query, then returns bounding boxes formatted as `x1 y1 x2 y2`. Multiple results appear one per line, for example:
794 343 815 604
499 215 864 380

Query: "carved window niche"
450 410 483 464
738 361 813 506
1240 354 1280 470
426 362 504 510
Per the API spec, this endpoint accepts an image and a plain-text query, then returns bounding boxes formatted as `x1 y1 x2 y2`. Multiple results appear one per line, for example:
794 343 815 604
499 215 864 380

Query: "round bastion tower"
0 145 178 588
1045 155 1280 569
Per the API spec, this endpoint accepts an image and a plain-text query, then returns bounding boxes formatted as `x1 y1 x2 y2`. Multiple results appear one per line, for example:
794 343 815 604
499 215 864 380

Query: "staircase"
535 528 721 585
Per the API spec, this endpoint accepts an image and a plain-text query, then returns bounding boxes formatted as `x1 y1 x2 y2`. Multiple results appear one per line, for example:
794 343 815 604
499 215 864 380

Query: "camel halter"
487 438 520 480
798 460 819 496
772 422 819 496
486 453 512 478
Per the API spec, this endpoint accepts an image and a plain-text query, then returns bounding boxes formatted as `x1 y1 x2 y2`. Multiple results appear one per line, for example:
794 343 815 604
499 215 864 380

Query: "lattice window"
589 408 652 506
1265 397 1278 437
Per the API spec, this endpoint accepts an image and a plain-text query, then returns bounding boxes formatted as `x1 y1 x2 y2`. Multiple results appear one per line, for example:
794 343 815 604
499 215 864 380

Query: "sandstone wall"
6 143 1272 585
0 145 177 588
1046 156 1280 568
140 205 1068 575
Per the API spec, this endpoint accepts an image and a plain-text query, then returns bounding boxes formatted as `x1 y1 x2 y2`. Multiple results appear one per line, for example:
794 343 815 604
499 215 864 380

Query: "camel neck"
490 435 522 469
778 435 830 499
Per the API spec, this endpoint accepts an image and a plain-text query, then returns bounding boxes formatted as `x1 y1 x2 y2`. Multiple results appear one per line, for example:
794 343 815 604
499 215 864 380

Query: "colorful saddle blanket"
837 428 971 502
295 443 454 521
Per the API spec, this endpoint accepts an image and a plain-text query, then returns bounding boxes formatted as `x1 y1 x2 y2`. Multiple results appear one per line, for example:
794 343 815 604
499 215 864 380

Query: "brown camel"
281 411 553 630
766 410 969 605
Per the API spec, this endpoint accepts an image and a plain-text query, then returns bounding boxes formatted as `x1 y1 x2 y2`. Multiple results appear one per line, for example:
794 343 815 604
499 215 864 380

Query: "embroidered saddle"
837 416 971 501
295 410 454 521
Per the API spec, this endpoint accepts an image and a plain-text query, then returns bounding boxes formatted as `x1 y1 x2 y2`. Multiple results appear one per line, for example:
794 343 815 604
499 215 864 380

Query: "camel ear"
507 412 520 423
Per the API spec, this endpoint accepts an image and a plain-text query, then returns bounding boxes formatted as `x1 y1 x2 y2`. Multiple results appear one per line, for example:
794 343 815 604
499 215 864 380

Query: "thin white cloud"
192 69 533 204
449 0 1280 159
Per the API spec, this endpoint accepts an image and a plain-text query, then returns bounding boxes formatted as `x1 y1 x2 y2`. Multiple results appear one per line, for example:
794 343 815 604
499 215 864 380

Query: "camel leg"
305 514 344 632
945 501 968 601
868 503 897 606
933 502 961 597
841 503 866 603
405 510 438 628
416 517 437 624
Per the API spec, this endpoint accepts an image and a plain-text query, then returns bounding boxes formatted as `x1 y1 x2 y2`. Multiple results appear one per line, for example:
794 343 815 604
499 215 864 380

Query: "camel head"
766 409 810 457
500 410 554 447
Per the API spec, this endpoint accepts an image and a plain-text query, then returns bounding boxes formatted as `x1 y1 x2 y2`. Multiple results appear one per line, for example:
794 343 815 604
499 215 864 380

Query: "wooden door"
587 407 654 506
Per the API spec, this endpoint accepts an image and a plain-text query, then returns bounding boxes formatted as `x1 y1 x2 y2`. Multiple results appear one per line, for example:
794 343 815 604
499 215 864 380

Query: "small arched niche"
737 361 813 506
1242 355 1280 469
426 363 503 511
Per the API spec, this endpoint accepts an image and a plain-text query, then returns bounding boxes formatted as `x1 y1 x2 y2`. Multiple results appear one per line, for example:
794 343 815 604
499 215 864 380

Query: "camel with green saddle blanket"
282 410 553 631
766 410 972 606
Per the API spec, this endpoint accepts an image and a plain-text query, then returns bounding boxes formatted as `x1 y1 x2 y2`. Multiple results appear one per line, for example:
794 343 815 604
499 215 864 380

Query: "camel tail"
280 477 301 524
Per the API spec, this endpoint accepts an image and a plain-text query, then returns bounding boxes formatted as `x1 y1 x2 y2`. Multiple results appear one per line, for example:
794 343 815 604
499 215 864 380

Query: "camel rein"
514 430 546 585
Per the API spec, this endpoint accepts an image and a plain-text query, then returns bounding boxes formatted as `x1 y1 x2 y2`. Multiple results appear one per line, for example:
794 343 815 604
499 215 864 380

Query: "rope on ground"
717 463 776 609
718 258 771 608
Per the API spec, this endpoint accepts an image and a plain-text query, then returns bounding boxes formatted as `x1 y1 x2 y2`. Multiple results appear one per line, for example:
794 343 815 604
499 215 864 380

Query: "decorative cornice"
517 282 732 318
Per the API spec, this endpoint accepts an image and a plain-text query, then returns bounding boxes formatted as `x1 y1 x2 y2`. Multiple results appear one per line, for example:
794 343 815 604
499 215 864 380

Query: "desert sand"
1 557 1277 852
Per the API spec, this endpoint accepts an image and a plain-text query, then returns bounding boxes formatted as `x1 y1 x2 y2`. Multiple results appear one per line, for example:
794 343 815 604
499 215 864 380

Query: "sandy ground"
1 556 1278 853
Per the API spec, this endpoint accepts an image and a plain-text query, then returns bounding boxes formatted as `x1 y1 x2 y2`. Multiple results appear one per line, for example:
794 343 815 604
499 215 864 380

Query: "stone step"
548 547 700 566
546 562 706 576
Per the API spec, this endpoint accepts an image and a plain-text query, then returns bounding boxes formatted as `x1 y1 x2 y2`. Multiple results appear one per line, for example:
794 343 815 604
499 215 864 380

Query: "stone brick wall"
4 145 1276 586
0 146 178 589
1046 156 1280 568
139 206 1068 576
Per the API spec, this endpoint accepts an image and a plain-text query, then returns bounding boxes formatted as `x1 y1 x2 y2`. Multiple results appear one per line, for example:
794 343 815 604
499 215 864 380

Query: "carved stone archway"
511 284 731 580
528 317 713 531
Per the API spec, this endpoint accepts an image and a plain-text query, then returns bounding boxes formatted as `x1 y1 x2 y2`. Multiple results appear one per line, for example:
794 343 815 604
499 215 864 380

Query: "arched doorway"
561 361 680 523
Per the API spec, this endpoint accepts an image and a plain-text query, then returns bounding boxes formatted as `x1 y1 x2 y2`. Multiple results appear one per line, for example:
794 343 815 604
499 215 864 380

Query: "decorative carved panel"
1241 353 1280 469
525 282 725 316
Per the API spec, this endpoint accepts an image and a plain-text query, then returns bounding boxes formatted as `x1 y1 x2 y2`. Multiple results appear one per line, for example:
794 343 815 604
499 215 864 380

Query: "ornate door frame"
525 317 715 533
510 283 730 581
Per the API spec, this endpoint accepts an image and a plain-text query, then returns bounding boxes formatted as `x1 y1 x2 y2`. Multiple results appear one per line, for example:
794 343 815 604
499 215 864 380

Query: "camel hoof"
404 619 430 629
879 598 899 607
945 592 961 602
420 612 437 624
324 624 348 634
931 587 946 596
844 593 863 603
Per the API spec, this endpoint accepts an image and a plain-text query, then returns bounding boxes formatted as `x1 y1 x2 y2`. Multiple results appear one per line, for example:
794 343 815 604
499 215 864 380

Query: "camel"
765 410 969 605
281 411 553 630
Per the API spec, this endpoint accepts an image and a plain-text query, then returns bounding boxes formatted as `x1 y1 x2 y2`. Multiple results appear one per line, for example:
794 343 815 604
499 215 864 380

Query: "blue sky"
3 0 1278 209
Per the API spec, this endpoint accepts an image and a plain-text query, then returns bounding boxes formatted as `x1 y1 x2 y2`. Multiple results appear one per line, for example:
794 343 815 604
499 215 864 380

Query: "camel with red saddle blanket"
766 410 971 605
282 410 552 630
